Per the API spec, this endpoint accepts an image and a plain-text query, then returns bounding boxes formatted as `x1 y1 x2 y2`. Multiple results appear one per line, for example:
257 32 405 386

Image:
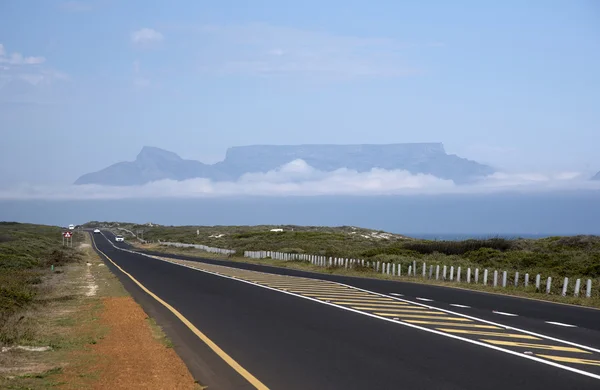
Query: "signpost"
63 231 73 247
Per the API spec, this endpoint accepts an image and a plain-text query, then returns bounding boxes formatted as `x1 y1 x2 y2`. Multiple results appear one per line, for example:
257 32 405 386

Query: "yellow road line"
90 235 269 390
364 309 445 315
536 355 600 366
302 293 380 299
289 291 371 296
404 321 500 329
437 329 540 340
335 302 410 308
290 289 369 294
319 299 396 304
351 306 422 311
481 340 591 354
376 314 472 321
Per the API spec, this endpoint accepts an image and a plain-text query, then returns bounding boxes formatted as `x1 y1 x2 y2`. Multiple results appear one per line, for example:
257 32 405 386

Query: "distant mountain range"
75 143 496 186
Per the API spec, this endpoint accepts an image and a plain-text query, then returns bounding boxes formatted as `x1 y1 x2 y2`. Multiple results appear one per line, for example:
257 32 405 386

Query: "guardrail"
244 250 597 299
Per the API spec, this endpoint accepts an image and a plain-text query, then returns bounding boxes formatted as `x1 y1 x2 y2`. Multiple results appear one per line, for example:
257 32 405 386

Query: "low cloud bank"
1 160 598 200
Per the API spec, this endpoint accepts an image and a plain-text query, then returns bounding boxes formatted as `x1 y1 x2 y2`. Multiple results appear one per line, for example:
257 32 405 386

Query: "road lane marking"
545 321 577 328
302 293 380 298
416 298 433 302
317 298 395 304
90 234 269 390
450 304 471 308
437 329 540 340
334 302 411 308
405 321 500 329
493 311 518 316
101 237 600 380
537 355 600 367
351 306 425 311
481 340 591 354
389 293 403 296
365 309 445 314
377 314 471 321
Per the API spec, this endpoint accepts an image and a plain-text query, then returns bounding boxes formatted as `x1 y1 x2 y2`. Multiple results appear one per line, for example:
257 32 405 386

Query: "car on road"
93 229 101 234
115 235 124 242
68 224 75 230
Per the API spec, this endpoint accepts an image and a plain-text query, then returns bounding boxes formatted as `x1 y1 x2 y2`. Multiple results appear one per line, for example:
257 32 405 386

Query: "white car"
115 235 124 242
93 229 101 234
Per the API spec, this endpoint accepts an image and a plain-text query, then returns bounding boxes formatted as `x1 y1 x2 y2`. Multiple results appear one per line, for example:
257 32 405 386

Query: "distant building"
270 229 283 232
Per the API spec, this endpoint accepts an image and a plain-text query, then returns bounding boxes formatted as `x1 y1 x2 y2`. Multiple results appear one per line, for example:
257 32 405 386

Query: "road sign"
63 231 72 238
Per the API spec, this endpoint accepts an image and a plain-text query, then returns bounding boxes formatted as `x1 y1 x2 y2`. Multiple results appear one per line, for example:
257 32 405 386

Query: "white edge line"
493 311 519 317
546 321 577 328
416 297 433 301
99 233 600 381
450 304 471 308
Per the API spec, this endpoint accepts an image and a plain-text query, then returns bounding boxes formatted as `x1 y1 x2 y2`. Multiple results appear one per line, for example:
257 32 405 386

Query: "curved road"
92 231 600 390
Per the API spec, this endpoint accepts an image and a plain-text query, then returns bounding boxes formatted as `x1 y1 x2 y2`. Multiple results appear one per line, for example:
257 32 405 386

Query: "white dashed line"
493 311 518 317
545 321 577 328
450 304 471 308
416 297 433 302
389 293 404 297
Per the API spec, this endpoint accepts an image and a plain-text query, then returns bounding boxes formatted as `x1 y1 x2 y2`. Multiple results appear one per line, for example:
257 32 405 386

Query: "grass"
100 221 600 306
146 317 174 349
0 225 115 388
0 222 83 346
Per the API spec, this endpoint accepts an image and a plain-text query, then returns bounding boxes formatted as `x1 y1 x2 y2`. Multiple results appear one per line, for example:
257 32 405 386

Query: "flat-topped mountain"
74 143 494 186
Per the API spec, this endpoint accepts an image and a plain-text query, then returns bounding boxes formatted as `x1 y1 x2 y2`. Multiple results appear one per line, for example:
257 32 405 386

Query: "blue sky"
1 0 599 187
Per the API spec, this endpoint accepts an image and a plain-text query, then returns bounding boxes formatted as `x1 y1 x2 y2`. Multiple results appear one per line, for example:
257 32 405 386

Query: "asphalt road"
92 232 600 390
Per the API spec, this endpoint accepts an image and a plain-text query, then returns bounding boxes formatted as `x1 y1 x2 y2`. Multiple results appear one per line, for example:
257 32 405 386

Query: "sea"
1 191 599 239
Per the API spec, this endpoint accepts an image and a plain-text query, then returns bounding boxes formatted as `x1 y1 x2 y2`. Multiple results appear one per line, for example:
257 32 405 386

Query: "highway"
92 231 600 390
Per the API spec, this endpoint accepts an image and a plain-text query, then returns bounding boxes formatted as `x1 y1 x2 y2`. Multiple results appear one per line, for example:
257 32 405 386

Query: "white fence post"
413 261 417 276
586 279 592 298
457 267 461 283
524 273 529 288
536 274 541 291
422 262 426 278
493 270 498 287
450 266 454 281
514 272 519 287
502 271 507 288
546 277 552 294
574 279 581 297
561 277 569 297
408 265 412 276
475 268 479 284
467 268 471 283
483 269 489 286
435 265 440 280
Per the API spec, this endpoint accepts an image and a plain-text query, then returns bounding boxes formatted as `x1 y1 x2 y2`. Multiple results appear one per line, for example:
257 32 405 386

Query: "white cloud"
0 46 46 65
1 160 598 200
188 23 424 80
0 44 67 102
131 28 164 46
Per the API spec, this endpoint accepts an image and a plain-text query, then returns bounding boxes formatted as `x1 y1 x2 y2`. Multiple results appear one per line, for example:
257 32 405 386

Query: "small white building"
270 228 283 232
